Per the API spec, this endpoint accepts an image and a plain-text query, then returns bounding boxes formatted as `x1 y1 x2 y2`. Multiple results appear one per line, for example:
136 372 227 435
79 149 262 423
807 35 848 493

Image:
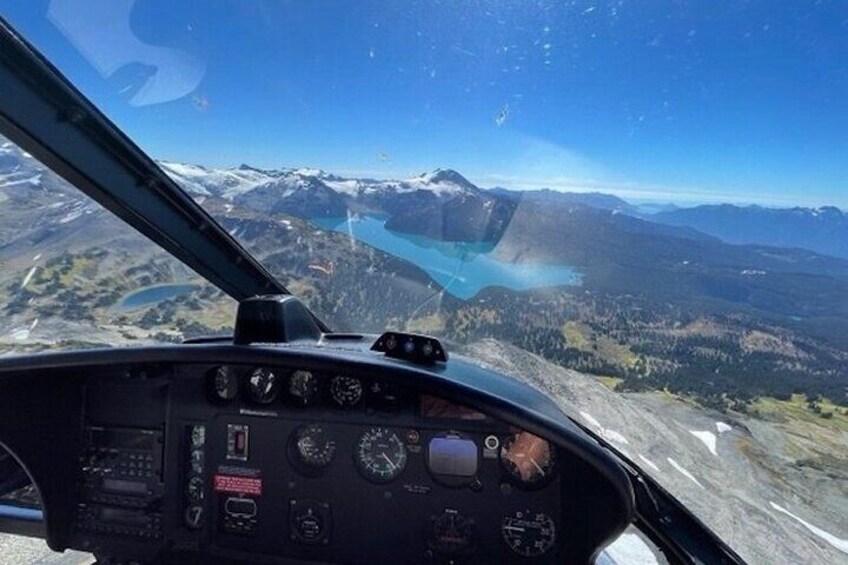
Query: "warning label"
214 474 263 495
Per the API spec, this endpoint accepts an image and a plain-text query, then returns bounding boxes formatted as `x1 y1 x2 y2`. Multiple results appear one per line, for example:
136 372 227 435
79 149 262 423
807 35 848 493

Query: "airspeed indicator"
354 427 407 483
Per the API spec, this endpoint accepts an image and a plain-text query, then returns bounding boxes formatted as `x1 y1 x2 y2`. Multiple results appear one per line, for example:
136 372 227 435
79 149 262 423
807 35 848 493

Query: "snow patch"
596 533 660 565
689 430 718 456
637 454 661 473
716 421 732 434
324 179 361 196
769 502 848 554
667 457 705 489
58 210 84 224
578 411 629 445
579 411 602 429
294 168 324 177
10 328 30 341
0 174 42 187
20 266 37 289
602 429 630 445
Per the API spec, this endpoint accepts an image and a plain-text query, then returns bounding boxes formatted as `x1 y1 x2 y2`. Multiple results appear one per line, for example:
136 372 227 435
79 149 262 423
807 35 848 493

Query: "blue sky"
3 1 848 207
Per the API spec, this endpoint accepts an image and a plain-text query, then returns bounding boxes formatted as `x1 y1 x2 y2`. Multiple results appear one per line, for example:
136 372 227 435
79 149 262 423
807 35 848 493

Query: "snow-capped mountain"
159 161 505 240
158 162 480 201
0 139 44 190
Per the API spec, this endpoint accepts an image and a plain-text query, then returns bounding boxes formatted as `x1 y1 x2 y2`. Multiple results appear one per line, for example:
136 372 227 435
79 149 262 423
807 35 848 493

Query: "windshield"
0 134 236 354
2 2 847 563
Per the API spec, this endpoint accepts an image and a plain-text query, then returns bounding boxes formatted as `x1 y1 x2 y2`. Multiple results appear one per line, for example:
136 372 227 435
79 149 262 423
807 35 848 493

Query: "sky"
3 0 848 207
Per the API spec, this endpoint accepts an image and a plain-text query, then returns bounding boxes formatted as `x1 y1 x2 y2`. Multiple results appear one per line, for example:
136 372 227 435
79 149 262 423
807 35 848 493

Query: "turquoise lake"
120 284 199 309
311 216 581 300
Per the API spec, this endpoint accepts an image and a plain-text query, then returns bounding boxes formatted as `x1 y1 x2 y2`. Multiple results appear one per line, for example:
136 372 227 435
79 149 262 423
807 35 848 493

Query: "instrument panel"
70 363 566 564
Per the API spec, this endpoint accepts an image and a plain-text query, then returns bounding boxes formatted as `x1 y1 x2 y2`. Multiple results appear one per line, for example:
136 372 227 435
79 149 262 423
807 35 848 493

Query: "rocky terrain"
457 341 848 564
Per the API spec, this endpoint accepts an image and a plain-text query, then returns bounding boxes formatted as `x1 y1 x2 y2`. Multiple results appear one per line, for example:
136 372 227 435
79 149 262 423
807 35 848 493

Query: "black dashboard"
0 340 634 564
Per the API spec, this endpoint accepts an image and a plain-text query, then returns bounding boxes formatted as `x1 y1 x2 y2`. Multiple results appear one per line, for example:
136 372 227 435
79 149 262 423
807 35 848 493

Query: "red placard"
213 474 262 495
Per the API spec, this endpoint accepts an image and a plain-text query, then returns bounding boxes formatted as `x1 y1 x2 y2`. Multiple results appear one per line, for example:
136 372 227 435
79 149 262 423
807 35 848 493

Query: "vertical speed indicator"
354 427 407 483
501 510 556 557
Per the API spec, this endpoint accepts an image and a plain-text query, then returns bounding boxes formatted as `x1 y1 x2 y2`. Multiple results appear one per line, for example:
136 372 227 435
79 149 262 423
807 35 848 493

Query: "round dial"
501 510 556 557
288 370 319 406
499 431 556 488
354 427 407 483
330 375 363 407
430 509 475 555
210 366 239 402
247 367 279 404
290 424 337 473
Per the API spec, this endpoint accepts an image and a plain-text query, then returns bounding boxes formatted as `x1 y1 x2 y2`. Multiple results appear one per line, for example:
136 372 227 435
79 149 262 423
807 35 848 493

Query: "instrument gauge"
354 427 407 483
499 431 556 489
247 367 279 404
288 370 320 406
289 424 337 475
209 366 239 402
501 510 556 557
430 508 475 556
330 375 363 407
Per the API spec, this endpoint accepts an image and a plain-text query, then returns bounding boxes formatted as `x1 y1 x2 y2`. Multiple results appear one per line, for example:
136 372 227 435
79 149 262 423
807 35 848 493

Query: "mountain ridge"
653 203 848 260
160 159 848 260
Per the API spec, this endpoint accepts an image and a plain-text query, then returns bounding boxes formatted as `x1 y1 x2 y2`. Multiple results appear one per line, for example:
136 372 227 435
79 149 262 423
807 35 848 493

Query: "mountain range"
652 204 848 260
158 159 848 348
2 137 848 405
161 160 848 262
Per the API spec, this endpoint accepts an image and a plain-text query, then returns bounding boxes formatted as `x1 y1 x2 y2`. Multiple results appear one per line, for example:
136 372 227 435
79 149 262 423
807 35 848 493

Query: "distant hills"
162 160 848 260
489 187 641 216
652 204 848 260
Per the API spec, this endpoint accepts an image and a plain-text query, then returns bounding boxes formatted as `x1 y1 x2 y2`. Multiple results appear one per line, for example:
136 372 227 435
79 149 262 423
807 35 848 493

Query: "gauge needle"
530 457 545 476
380 452 397 470
503 526 526 532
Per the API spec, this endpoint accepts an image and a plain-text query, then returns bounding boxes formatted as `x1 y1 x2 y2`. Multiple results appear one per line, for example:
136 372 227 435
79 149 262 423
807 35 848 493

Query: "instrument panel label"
214 474 263 496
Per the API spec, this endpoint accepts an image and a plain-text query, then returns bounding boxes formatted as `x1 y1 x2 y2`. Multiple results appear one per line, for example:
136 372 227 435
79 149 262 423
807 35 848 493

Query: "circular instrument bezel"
354 426 408 484
498 431 557 490
246 366 280 405
330 375 363 407
287 423 337 476
501 510 556 557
